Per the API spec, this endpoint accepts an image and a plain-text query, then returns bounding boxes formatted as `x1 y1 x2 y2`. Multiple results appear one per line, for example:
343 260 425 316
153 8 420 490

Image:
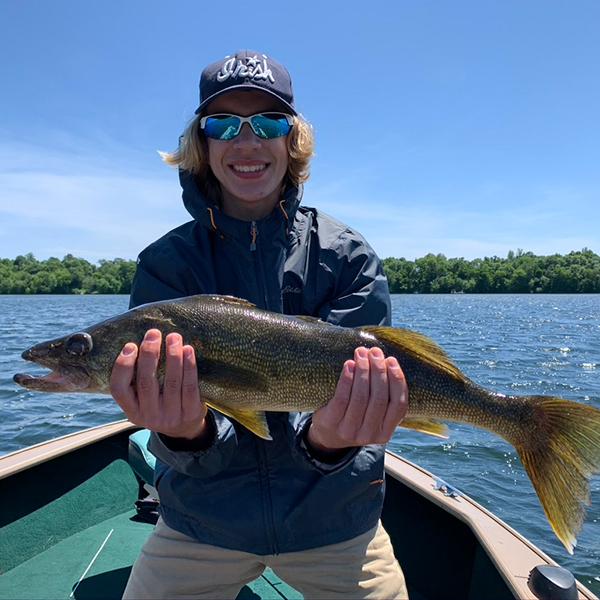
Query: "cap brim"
194 84 297 116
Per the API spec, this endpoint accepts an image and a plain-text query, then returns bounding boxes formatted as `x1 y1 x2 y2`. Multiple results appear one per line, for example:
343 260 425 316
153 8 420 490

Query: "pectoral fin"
400 418 449 439
206 401 272 441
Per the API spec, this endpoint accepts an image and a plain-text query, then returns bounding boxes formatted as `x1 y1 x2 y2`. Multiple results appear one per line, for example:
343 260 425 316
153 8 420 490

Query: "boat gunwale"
0 419 136 480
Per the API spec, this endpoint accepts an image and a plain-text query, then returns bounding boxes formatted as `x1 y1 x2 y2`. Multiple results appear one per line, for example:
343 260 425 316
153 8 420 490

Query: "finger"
136 329 162 418
314 360 355 426
381 357 409 439
181 345 204 421
360 347 389 439
163 332 184 416
110 343 140 418
339 347 370 438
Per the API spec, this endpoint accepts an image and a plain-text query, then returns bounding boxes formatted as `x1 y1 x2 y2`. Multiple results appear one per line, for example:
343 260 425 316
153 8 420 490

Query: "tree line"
0 253 136 294
383 248 600 293
1 249 599 294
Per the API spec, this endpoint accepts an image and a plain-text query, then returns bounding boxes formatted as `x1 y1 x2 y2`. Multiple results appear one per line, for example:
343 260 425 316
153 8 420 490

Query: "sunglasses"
199 112 294 141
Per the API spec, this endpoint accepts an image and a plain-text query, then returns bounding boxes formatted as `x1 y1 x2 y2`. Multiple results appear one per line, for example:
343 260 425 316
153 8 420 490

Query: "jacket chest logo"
282 285 302 295
217 55 275 83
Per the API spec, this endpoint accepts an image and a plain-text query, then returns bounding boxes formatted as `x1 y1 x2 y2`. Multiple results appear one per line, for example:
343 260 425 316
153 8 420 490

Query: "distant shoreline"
2 249 599 294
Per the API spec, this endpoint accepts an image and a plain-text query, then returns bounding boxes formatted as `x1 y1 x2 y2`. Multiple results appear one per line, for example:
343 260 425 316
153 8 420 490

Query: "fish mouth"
14 349 91 392
13 369 89 392
13 369 91 392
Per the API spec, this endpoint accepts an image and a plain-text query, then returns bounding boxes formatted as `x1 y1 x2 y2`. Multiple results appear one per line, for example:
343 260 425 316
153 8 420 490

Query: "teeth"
232 164 266 173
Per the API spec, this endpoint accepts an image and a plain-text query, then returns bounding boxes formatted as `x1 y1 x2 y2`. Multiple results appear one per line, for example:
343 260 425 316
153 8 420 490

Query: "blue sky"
1 0 599 262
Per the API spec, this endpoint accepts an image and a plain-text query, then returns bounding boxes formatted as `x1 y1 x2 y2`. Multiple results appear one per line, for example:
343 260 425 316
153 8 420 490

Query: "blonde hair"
160 114 315 195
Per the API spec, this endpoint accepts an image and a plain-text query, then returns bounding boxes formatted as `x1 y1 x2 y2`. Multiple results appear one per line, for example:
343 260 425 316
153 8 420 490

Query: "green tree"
2 250 599 295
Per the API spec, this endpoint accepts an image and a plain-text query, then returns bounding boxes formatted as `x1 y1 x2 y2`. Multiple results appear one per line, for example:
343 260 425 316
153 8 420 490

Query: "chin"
232 185 278 204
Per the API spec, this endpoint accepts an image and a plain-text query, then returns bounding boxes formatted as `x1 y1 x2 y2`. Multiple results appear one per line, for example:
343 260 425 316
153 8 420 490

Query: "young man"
111 50 409 599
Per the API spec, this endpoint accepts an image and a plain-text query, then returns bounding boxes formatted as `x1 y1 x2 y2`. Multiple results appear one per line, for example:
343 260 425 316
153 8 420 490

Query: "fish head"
13 309 155 394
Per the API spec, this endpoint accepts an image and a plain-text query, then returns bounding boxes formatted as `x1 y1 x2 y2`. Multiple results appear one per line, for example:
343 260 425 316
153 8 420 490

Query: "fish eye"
65 332 94 356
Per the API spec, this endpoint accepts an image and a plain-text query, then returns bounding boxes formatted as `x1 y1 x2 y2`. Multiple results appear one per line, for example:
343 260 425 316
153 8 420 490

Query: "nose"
233 122 261 148
22 342 48 361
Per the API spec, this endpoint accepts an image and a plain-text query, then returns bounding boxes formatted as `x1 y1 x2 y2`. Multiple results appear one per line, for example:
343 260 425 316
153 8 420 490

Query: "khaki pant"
123 518 408 599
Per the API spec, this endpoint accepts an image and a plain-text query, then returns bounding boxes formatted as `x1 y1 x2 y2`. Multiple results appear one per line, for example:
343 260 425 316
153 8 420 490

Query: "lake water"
1 294 598 593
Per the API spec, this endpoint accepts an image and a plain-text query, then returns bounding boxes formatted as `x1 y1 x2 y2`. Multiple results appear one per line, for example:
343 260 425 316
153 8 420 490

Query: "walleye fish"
13 294 600 553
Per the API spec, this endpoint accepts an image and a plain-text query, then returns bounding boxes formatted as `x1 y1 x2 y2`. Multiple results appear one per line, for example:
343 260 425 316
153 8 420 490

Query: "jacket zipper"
250 220 278 554
250 221 270 310
250 221 258 252
257 439 279 554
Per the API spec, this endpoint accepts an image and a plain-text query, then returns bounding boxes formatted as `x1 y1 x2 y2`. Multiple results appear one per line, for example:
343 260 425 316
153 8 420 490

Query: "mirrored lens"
203 116 242 140
250 114 292 139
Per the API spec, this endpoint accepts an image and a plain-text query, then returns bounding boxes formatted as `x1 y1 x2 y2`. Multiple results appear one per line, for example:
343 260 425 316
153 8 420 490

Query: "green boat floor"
0 509 302 600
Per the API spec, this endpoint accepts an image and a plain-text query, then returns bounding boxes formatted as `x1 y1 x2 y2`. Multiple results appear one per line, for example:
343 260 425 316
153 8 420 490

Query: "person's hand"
307 346 408 456
110 329 208 441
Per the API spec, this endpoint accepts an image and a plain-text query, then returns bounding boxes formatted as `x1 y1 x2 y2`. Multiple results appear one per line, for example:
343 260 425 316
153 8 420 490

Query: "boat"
0 420 597 600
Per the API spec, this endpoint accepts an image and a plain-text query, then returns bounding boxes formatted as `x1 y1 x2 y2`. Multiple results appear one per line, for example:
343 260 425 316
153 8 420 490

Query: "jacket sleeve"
290 413 361 474
317 228 392 327
148 410 239 479
294 225 392 472
129 254 188 309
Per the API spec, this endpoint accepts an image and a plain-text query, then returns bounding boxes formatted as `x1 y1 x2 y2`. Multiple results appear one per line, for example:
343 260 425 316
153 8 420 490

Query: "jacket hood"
179 169 303 239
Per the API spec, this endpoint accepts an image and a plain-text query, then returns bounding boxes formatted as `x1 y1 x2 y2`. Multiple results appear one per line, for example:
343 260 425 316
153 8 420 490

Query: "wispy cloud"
0 133 190 261
306 175 600 260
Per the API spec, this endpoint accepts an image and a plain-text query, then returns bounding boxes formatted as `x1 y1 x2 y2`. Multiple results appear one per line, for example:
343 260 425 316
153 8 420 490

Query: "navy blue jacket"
131 170 392 554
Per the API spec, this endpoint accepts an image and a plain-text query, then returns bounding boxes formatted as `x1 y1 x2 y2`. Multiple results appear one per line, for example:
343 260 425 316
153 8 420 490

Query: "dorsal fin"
291 315 339 327
361 326 466 383
294 315 324 324
204 295 256 308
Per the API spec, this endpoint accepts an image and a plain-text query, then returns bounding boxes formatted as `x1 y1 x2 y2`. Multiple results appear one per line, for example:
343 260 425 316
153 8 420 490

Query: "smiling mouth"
229 163 269 177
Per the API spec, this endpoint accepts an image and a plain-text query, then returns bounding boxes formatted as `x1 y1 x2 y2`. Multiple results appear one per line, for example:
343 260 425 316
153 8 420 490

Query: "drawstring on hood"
279 199 290 226
206 207 218 231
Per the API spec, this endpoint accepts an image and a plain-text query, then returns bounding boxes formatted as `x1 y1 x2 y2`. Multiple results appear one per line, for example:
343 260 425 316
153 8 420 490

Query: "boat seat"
128 429 156 485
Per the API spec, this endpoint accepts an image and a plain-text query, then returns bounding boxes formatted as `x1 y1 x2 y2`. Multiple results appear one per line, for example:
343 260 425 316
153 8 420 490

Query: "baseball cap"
194 50 297 116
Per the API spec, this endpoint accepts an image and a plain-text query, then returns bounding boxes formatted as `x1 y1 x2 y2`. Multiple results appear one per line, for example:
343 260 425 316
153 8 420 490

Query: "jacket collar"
180 169 302 239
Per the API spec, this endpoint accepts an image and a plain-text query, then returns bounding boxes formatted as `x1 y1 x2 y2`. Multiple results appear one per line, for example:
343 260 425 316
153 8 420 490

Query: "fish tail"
513 396 600 554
